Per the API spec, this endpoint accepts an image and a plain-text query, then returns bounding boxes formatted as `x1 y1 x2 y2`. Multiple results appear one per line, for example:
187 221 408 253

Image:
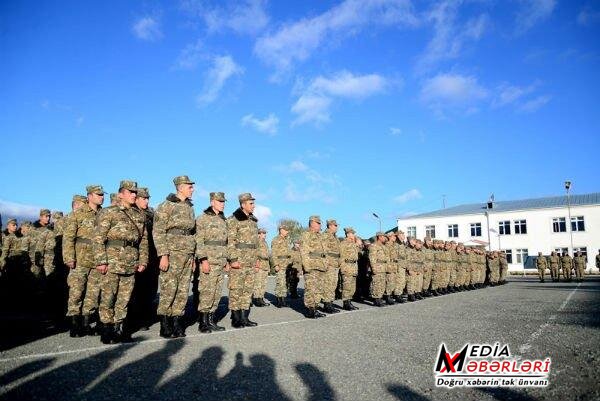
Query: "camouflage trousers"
370 272 386 299
575 267 585 280
470 267 477 285
228 265 255 311
322 267 339 302
448 266 457 287
274 268 287 297
385 272 396 295
158 252 193 317
490 267 500 283
253 269 269 298
394 269 406 295
66 266 100 316
198 264 224 313
479 266 486 283
303 270 324 308
341 273 356 301
431 266 440 290
550 265 559 280
422 267 432 291
500 266 508 282
99 272 134 324
561 267 572 281
538 268 546 281
406 271 420 295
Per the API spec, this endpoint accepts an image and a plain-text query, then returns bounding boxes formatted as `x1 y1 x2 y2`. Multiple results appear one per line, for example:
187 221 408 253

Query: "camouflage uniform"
384 239 397 301
536 254 548 282
421 245 434 293
288 245 301 297
560 255 573 281
448 246 459 289
431 244 444 292
322 222 341 304
339 229 358 304
271 233 292 298
299 218 328 314
368 237 388 302
33 213 56 278
548 254 560 281
498 253 508 283
253 233 271 301
468 250 478 287
573 255 586 281
394 242 407 298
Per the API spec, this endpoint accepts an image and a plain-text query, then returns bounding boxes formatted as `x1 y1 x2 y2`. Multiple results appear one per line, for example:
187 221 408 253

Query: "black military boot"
323 302 340 313
69 315 81 338
275 297 283 308
159 315 173 338
407 294 416 302
290 288 300 299
415 292 423 300
100 323 115 344
394 295 405 304
81 315 94 336
242 309 258 327
385 295 395 305
115 321 133 343
231 310 244 329
259 298 270 307
172 316 186 338
306 307 325 318
207 312 225 331
373 298 384 307
280 297 288 307
252 297 262 307
198 312 212 333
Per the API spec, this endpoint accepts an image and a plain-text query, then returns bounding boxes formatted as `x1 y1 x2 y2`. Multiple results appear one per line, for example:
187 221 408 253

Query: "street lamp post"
565 180 574 256
372 213 382 232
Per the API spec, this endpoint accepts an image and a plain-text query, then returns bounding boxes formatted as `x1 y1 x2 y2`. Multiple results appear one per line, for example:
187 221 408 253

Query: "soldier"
573 251 586 282
154 176 196 338
288 240 301 299
253 228 271 307
393 231 407 302
430 240 443 295
447 241 459 292
33 209 56 280
18 221 36 269
321 220 341 313
227 193 260 328
195 192 228 334
498 251 508 284
421 237 434 296
109 193 118 206
339 227 359 310
560 252 573 282
271 223 292 308
383 232 398 305
536 252 547 283
548 251 560 282
63 184 105 337
405 237 423 301
368 232 389 307
0 219 24 297
130 187 159 331
299 216 327 318
93 180 148 344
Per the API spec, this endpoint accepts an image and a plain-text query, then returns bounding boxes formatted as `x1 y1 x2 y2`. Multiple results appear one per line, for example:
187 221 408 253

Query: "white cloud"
132 16 163 41
416 1 489 74
291 71 389 126
0 199 43 223
389 127 402 136
196 55 244 106
254 0 418 80
420 73 488 114
277 161 341 203
577 6 600 26
241 113 279 135
519 95 551 112
515 0 556 34
393 189 422 204
173 39 204 70
201 0 269 35
254 204 273 228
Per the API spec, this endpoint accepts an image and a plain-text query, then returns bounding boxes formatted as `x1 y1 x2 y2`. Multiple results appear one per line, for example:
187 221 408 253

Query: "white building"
396 193 600 273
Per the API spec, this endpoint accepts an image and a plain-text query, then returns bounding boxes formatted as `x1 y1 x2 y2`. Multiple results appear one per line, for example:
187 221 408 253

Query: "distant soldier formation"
1 176 596 345
537 250 591 283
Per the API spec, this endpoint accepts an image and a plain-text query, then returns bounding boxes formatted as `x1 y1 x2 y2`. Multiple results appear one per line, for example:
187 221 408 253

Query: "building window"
499 221 511 235
552 217 566 233
554 247 569 256
447 224 459 238
425 225 436 239
470 223 481 237
571 216 585 232
574 247 588 261
503 250 513 264
514 219 527 234
407 226 416 238
516 248 528 264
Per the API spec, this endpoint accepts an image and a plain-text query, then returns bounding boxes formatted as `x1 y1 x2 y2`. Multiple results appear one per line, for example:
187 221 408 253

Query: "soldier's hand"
66 261 76 269
137 264 146 273
159 255 169 272
201 260 211 274
274 265 280 272
230 261 241 269
97 264 108 275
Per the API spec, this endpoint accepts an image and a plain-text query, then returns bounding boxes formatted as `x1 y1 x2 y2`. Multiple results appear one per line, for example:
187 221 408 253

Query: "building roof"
399 192 600 220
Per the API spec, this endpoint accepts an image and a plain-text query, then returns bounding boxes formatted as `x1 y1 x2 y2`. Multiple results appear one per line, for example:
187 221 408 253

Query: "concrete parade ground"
0 277 598 401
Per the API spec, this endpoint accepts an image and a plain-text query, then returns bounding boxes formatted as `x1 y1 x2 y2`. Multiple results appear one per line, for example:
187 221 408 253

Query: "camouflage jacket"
384 242 399 273
153 194 196 256
536 256 548 269
339 237 359 276
291 248 302 271
258 239 270 271
0 232 21 268
548 255 560 266
433 249 447 268
397 243 407 271
271 235 292 270
33 222 55 270
467 252 478 270
195 207 228 268
573 256 586 269
421 247 434 270
560 255 573 269
300 231 327 272
406 248 423 273
92 204 149 274
19 232 36 266
322 231 341 269
499 255 508 269
368 243 389 274
62 203 101 268
457 252 469 270
227 208 259 267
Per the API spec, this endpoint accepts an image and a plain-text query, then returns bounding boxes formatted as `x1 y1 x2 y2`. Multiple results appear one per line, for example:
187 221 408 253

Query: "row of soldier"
535 251 590 283
0 175 510 345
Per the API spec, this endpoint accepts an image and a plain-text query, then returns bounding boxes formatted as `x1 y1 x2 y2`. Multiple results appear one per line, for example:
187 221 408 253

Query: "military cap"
109 193 118 203
376 231 386 237
238 192 255 202
52 211 63 218
397 230 404 234
344 227 355 234
326 219 338 227
119 180 138 192
173 175 194 186
73 194 87 203
278 222 289 230
40 208 51 216
86 184 106 195
137 187 150 198
309 215 322 224
386 231 396 237
6 218 17 225
258 228 267 234
21 221 32 228
210 192 226 202
424 236 432 241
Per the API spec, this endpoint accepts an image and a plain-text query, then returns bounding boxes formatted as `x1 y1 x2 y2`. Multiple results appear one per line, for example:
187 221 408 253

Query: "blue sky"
1 0 599 238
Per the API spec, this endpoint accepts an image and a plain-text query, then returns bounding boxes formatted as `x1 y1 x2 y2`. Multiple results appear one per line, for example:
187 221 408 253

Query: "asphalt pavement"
1 276 598 401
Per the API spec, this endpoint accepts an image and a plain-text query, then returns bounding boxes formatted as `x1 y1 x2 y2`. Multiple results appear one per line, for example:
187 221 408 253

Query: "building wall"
397 204 600 272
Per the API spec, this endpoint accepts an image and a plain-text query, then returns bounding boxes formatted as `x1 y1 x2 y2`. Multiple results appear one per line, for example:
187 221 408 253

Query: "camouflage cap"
386 231 396 237
344 227 356 234
119 180 138 192
7 218 17 225
173 175 194 186
86 184 106 195
278 222 289 230
21 221 32 228
52 211 64 218
73 194 87 203
40 208 51 216
258 228 267 234
326 219 338 227
376 231 386 237
210 192 226 202
238 192 255 202
309 215 321 224
397 230 404 234
137 187 150 198
109 193 118 203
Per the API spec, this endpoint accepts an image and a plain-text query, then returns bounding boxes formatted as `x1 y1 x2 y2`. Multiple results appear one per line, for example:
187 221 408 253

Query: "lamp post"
372 213 382 232
565 180 574 256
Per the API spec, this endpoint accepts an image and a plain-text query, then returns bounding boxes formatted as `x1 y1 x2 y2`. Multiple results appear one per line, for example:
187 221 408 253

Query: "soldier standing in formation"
548 251 560 282
536 251 547 283
368 232 389 307
271 223 292 308
339 227 359 310
573 251 586 282
287 240 301 299
299 216 327 318
561 252 573 282
321 219 341 314
253 228 271 307
154 176 196 338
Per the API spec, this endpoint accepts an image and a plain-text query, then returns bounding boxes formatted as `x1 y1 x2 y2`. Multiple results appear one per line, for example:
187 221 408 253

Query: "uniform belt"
344 259 357 263
309 252 326 258
167 228 194 236
106 239 139 248
326 252 340 258
258 256 270 261
76 237 92 245
391 259 399 262
276 255 290 259
204 240 227 246
235 243 256 250
376 260 388 263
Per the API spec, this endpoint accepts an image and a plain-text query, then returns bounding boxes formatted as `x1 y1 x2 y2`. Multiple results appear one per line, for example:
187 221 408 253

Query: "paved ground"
0 276 598 401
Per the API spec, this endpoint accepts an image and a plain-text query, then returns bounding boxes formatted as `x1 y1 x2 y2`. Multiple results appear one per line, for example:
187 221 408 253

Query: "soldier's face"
309 220 321 232
279 228 289 237
21 225 29 234
7 222 17 233
328 223 338 233
241 200 255 214
347 232 355 241
178 184 194 199
40 214 50 225
211 199 225 213
120 189 137 206
259 233 266 240
135 197 149 210
90 193 104 207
